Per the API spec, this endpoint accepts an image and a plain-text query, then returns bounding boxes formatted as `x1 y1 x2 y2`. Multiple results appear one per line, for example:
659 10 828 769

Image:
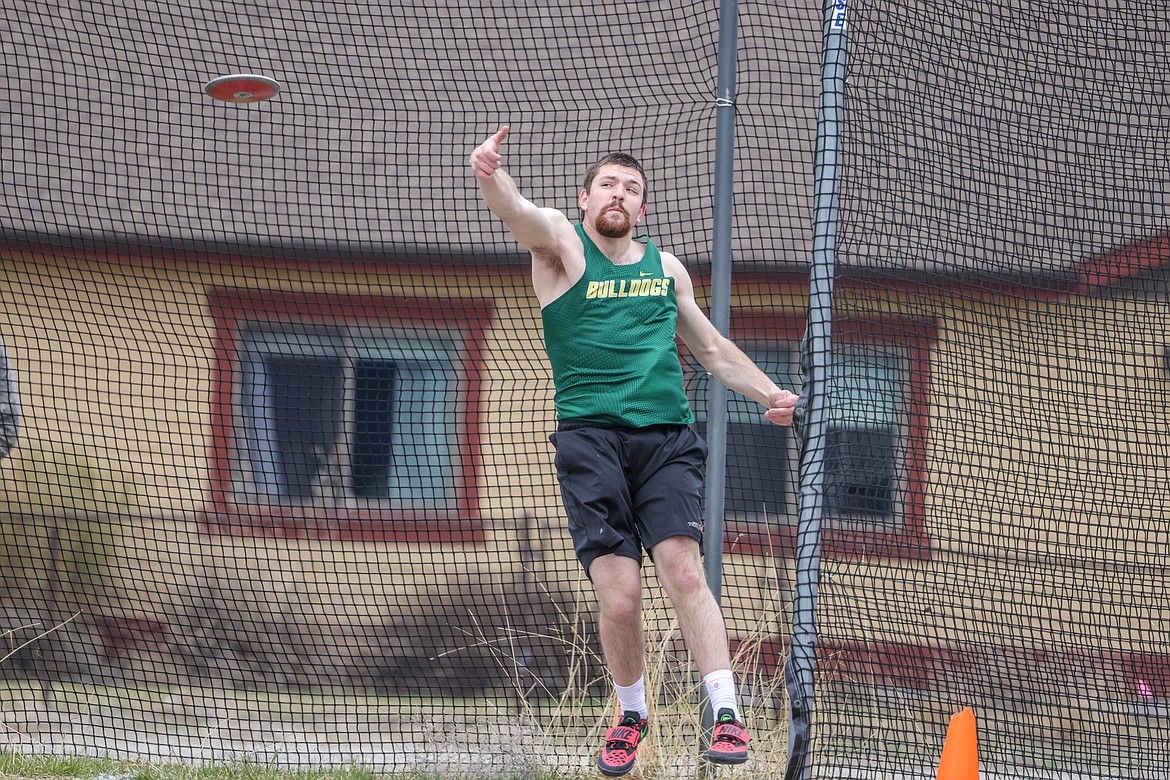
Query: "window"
687 314 933 559
823 347 909 532
235 329 460 508
207 289 492 542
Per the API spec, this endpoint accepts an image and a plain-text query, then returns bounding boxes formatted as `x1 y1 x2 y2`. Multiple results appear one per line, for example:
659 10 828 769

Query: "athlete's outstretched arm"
470 125 570 254
668 254 798 426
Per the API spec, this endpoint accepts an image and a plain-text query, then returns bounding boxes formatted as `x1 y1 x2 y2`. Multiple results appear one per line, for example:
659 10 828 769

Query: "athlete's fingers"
764 389 798 426
764 406 795 426
767 389 798 409
471 153 500 177
467 142 500 180
470 149 494 171
470 128 507 179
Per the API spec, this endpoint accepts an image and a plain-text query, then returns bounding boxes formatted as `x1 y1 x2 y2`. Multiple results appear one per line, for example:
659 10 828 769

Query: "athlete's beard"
595 205 631 238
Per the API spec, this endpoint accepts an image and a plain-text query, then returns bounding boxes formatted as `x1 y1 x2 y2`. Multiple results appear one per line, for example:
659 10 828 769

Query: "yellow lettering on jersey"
585 277 672 299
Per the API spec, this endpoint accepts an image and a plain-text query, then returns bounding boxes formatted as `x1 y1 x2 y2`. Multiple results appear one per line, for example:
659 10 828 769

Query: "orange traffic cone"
936 707 979 780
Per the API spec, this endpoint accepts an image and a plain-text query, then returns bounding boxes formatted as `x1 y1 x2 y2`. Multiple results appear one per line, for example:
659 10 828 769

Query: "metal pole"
701 0 740 751
783 1 846 778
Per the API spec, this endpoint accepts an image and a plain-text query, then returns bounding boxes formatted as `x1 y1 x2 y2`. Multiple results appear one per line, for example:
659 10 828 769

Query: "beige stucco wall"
0 253 578 621
3 255 1167 653
1 254 564 511
818 289 1170 653
0 253 811 645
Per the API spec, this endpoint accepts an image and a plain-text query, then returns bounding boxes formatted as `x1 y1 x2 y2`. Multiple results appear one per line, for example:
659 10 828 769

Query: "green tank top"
540 224 695 427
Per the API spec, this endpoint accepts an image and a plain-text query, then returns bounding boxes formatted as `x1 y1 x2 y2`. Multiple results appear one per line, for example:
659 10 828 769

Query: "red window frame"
203 288 493 543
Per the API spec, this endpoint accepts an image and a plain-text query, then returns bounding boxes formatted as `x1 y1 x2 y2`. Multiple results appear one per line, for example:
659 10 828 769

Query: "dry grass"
486 562 792 779
1 558 793 779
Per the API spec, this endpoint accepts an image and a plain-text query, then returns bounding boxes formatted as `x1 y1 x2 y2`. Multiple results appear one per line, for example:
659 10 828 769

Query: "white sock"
703 669 740 721
614 676 649 720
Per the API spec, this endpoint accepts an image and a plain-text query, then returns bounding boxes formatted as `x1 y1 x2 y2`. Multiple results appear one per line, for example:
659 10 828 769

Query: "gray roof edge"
0 229 530 267
1 229 1082 291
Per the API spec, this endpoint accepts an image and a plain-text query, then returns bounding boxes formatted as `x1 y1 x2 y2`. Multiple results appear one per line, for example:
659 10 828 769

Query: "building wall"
819 286 1170 656
4 251 1166 664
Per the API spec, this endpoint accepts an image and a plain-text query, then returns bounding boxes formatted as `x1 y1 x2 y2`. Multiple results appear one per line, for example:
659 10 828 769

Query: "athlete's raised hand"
470 125 510 180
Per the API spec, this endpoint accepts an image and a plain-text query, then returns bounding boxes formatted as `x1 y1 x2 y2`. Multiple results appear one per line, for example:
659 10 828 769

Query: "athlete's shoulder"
658 248 688 275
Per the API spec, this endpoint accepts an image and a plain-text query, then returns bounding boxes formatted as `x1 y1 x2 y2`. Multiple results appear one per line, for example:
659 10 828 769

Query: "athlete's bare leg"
589 553 646 686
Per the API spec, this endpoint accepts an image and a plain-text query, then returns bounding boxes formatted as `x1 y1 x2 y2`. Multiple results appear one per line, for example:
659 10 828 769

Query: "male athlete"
470 126 797 775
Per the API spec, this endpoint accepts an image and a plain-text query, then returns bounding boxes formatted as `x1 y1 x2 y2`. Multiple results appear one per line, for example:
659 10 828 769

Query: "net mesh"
1 0 813 775
2 0 1168 777
813 0 1170 776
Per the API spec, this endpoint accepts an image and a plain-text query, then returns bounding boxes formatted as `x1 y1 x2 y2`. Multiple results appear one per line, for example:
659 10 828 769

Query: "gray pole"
701 0 740 747
783 1 846 779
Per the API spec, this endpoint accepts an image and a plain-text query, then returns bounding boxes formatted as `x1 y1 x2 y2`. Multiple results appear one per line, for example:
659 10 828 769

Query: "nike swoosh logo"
639 271 654 277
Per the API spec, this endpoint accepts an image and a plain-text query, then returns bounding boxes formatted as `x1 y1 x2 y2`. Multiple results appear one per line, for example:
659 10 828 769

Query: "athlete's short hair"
582 153 649 204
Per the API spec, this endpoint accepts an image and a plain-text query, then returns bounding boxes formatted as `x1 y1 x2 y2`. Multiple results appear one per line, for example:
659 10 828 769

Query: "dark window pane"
825 426 896 518
696 420 789 518
267 356 343 499
352 360 398 498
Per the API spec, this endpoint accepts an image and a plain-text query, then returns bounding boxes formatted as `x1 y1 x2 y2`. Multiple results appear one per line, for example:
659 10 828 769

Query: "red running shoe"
596 710 649 776
704 708 750 765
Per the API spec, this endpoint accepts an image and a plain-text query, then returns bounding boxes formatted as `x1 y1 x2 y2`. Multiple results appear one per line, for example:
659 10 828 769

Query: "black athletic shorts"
549 422 708 577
